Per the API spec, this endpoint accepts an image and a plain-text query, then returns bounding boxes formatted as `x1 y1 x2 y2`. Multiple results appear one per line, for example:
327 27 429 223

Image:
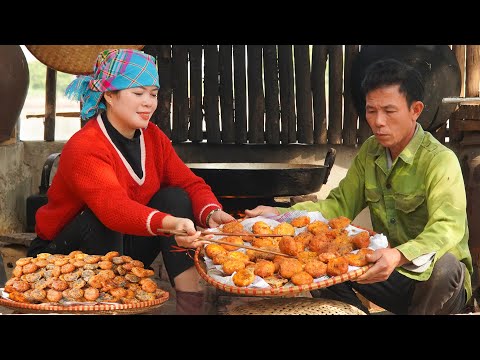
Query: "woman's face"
104 86 158 138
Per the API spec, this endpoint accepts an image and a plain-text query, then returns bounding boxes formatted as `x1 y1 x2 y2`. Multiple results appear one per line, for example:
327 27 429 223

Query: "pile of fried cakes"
3 251 166 305
205 215 374 288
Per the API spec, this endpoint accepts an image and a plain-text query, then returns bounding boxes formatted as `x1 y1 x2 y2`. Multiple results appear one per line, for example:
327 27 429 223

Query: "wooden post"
311 45 328 144
247 45 265 143
328 45 343 145
233 45 247 144
343 45 359 146
278 45 296 144
294 45 313 144
44 68 56 142
204 45 221 144
263 45 280 144
171 45 189 143
143 45 172 137
450 45 466 144
188 45 203 142
466 45 480 98
219 45 235 143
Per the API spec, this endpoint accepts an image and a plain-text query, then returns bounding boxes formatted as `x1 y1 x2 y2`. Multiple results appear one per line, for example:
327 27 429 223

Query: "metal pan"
187 148 336 197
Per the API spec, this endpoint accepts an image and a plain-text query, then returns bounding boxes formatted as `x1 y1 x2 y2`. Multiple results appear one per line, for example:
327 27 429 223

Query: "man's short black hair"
361 58 425 107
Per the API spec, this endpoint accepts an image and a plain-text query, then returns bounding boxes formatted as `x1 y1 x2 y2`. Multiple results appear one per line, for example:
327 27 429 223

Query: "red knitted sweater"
35 115 221 240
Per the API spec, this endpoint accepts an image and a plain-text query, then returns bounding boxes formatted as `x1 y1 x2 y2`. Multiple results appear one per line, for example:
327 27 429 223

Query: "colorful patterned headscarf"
65 49 160 120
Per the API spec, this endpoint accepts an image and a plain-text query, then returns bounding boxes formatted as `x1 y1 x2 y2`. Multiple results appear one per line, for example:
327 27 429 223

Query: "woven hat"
25 45 145 75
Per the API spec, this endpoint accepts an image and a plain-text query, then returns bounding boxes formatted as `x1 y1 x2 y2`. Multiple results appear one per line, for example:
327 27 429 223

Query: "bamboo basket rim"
25 45 145 75
0 288 169 314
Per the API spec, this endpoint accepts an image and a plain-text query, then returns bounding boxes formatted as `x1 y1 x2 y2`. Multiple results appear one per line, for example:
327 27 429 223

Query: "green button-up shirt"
280 124 472 300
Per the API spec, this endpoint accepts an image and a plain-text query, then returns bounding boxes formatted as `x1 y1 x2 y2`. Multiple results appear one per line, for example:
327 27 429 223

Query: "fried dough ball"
220 236 244 251
83 287 100 301
304 259 327 278
60 263 76 274
254 259 275 278
327 257 349 277
205 243 228 259
252 221 273 235
328 216 351 229
273 255 288 272
110 287 128 299
344 248 374 267
16 257 33 267
318 252 339 263
84 255 101 264
130 260 144 268
291 215 311 228
222 259 245 275
33 259 49 268
227 251 251 265
30 288 47 302
308 233 335 254
297 251 319 264
12 266 23 278
279 258 303 279
351 231 371 249
140 278 158 293
252 237 275 248
212 252 229 265
294 231 314 247
273 222 295 236
131 267 154 278
12 280 30 292
46 289 63 303
98 260 113 270
222 221 245 233
232 268 255 287
8 291 27 303
102 251 120 261
22 263 39 274
307 221 329 235
279 236 304 257
51 279 69 292
290 271 314 286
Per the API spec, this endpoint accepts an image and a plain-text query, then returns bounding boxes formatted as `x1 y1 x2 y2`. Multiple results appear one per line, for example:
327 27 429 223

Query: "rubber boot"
175 290 205 315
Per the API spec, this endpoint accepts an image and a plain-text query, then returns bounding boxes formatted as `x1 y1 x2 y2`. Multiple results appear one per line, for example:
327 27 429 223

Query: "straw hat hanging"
25 45 145 75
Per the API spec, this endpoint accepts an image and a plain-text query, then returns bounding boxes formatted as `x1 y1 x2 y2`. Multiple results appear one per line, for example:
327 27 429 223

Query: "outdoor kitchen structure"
0 45 479 313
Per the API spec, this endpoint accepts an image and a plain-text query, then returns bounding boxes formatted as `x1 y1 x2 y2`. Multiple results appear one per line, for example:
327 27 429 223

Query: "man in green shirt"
246 58 472 315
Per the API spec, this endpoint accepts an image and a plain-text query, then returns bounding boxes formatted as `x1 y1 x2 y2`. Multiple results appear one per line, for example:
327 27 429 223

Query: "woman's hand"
354 248 407 284
244 205 280 218
162 216 210 249
207 209 236 228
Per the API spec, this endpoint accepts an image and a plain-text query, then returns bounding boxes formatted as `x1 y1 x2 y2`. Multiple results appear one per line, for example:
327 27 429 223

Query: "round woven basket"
227 297 366 315
25 45 145 75
0 289 169 315
194 247 372 297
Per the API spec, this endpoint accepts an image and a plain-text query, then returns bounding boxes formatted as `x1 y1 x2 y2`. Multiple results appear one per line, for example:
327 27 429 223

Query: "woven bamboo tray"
0 289 169 315
194 247 372 297
226 297 367 315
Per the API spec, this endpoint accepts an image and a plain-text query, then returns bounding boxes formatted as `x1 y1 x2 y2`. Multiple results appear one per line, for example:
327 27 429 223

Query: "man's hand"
244 205 280 218
354 248 408 284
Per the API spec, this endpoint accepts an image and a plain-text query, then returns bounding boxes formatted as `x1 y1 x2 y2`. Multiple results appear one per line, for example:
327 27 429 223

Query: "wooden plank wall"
143 45 362 145
38 45 480 146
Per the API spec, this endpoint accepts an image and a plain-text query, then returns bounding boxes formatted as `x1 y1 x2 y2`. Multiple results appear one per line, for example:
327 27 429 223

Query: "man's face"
365 84 423 159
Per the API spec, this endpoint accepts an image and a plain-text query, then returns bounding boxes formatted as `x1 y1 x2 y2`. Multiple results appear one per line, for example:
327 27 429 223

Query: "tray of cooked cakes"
0 250 169 314
194 210 388 296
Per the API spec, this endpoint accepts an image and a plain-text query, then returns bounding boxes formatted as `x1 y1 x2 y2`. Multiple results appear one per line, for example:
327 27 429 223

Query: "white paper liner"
203 210 388 288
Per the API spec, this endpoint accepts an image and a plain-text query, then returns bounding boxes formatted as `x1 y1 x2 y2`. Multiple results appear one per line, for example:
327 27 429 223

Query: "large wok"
350 45 461 132
187 148 336 197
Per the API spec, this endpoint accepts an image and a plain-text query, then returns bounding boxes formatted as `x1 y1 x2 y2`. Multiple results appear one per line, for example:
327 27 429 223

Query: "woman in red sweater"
27 48 235 314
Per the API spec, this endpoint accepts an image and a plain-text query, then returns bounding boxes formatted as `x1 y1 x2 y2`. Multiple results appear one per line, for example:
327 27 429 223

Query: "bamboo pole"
233 45 247 144
327 45 343 145
44 68 56 142
188 45 203 142
172 45 189 142
219 45 235 143
247 45 265 143
278 45 296 144
343 45 359 146
311 45 328 144
263 45 280 144
204 45 221 144
294 45 313 144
